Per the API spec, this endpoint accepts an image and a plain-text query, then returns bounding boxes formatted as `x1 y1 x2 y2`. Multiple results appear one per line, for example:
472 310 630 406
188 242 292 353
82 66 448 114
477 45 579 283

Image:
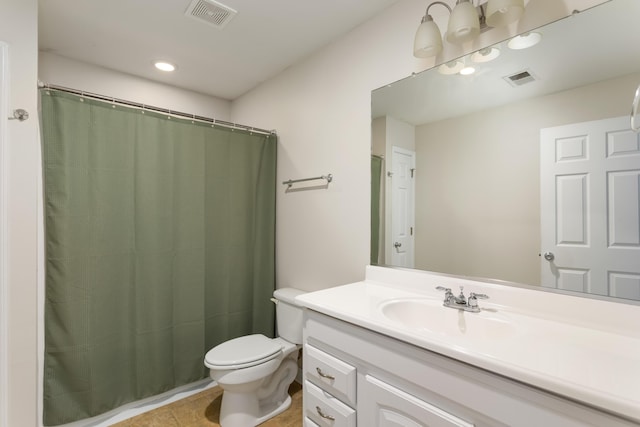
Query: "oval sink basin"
379 298 518 341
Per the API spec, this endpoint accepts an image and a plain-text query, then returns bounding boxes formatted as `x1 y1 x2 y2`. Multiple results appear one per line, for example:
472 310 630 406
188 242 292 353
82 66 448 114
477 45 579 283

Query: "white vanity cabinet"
302 309 639 427
302 340 357 426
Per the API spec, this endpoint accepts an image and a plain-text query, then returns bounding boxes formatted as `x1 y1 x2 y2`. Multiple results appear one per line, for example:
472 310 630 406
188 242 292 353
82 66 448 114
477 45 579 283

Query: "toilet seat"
205 334 283 369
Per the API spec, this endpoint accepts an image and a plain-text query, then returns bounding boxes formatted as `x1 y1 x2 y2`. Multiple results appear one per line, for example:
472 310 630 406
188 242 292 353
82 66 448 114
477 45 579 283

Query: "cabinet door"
360 375 474 427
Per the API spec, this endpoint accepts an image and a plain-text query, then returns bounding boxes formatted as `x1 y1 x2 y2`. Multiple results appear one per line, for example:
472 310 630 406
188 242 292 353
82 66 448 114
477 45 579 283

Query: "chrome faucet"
436 286 488 313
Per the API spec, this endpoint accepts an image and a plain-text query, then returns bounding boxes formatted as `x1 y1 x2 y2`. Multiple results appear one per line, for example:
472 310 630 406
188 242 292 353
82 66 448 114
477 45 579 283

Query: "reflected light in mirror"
438 60 465 75
471 47 501 63
459 65 476 75
507 32 542 50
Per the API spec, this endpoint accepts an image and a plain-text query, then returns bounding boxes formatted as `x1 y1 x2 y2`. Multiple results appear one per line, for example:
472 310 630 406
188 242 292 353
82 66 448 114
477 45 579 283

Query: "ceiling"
38 0 399 100
372 0 639 125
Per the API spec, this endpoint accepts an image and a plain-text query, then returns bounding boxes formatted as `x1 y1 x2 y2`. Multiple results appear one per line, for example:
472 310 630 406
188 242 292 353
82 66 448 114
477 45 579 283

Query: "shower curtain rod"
38 82 277 136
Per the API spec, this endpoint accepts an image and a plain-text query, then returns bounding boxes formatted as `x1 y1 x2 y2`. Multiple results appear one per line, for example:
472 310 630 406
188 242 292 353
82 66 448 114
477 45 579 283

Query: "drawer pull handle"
316 406 335 421
316 367 335 380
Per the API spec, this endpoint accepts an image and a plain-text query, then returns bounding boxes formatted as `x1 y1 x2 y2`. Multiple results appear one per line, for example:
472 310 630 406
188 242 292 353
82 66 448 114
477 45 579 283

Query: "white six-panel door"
540 116 640 300
389 146 415 268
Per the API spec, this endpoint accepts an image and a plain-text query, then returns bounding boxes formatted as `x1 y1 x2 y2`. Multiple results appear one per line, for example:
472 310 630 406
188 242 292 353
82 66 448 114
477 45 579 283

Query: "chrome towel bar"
282 174 332 188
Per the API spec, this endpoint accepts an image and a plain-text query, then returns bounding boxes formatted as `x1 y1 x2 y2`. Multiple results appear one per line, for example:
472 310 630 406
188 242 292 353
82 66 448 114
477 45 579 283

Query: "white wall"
0 0 39 426
415 72 640 286
231 0 606 292
39 52 232 120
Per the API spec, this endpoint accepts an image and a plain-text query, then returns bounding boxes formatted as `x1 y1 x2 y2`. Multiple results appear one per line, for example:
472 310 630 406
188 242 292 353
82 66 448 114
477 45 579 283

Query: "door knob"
543 252 555 261
394 242 402 249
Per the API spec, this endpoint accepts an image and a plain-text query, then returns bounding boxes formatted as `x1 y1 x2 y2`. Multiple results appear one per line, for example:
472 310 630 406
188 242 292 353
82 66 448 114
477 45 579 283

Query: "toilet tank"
273 288 306 344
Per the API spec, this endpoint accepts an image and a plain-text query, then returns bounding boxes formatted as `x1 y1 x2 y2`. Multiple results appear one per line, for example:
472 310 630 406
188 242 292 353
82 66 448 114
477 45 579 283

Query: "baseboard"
58 378 215 427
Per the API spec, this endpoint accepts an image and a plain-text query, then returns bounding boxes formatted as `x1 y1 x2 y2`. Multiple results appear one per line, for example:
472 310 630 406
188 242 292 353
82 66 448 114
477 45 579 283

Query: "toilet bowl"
204 288 306 427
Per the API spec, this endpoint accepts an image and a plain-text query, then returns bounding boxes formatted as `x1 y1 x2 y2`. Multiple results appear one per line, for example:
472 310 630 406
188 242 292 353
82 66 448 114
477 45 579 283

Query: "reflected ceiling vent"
185 0 237 29
503 69 538 87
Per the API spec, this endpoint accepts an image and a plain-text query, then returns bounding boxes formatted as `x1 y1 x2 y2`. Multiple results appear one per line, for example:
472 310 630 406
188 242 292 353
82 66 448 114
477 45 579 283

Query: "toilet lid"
205 334 283 369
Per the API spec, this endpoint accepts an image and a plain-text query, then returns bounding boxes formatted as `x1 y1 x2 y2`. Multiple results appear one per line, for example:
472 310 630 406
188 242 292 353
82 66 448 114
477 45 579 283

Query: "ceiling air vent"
185 0 237 29
503 69 537 87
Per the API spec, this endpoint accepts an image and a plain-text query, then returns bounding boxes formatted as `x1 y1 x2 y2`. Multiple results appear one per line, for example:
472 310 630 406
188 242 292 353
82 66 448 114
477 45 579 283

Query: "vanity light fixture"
414 0 526 58
446 0 480 44
154 61 176 72
471 46 500 63
507 32 542 50
414 0 481 58
486 0 525 27
413 2 450 58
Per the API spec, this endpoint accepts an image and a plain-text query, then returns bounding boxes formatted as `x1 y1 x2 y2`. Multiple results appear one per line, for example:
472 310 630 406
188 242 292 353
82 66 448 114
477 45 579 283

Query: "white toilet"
204 288 306 427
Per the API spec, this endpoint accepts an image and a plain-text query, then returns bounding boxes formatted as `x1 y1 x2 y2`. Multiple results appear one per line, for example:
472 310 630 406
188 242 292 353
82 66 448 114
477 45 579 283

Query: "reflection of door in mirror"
372 116 416 268
390 146 415 268
541 116 640 300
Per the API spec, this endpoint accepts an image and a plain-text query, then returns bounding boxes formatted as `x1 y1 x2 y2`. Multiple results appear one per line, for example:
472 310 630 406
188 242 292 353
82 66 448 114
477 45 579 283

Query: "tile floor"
111 382 302 427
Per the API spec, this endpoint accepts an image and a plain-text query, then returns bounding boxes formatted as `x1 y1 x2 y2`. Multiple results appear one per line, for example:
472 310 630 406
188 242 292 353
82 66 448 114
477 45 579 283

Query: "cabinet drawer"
304 380 357 427
304 343 357 406
304 417 321 427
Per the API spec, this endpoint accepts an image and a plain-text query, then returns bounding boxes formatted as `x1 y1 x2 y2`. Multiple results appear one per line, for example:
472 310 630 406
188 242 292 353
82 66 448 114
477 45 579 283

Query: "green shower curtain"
40 90 276 425
371 155 383 265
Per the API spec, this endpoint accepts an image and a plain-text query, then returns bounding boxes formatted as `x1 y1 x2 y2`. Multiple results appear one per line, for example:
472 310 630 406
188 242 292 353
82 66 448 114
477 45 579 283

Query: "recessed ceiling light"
471 47 501 63
438 60 464 75
507 32 542 50
154 61 176 72
460 65 476 75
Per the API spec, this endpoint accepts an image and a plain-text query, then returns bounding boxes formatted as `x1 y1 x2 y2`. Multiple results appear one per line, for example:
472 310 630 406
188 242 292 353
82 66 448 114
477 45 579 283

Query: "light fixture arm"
423 1 452 19
423 1 487 28
478 3 487 27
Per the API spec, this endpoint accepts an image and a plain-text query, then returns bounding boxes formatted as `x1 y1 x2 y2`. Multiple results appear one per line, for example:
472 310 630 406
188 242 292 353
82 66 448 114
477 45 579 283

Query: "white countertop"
296 266 640 423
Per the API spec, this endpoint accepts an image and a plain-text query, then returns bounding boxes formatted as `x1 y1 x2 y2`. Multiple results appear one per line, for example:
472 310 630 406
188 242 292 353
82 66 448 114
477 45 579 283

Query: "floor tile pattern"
111 382 302 427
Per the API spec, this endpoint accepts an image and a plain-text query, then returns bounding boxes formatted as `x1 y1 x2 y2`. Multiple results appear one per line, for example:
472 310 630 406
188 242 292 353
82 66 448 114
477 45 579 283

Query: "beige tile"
113 382 302 427
171 393 222 426
261 382 303 427
114 408 180 427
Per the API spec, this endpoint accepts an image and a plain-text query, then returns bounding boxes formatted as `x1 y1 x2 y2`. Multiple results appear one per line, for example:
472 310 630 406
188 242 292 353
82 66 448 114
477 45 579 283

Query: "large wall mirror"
371 0 640 303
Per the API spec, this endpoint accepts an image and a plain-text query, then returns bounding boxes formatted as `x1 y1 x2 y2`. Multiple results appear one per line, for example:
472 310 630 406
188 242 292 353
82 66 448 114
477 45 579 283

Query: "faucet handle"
436 286 454 303
468 292 489 310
